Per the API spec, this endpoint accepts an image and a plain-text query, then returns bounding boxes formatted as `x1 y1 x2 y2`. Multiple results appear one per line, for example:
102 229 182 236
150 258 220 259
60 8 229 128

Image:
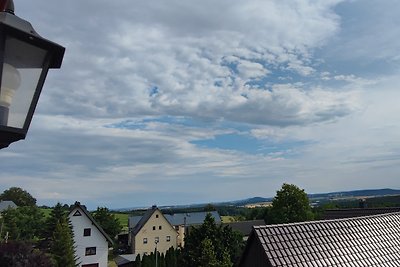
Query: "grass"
40 208 52 218
112 213 130 228
221 215 237 223
40 208 130 230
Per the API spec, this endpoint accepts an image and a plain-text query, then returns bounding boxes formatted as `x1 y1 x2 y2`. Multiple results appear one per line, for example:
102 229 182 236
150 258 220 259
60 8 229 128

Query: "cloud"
17 0 349 127
3 0 399 209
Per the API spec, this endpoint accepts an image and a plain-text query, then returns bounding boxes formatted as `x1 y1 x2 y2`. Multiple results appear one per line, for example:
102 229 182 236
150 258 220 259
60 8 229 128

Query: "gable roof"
0 200 17 212
131 205 162 235
323 207 400 220
240 212 400 267
69 201 114 244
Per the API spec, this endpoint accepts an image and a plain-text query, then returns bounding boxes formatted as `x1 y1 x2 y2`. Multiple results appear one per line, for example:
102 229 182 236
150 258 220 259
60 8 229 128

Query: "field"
112 213 130 229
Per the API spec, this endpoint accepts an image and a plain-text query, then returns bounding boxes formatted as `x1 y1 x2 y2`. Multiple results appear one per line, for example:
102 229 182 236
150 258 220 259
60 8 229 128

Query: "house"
164 210 221 247
129 205 178 257
129 209 221 248
224 220 265 241
240 212 400 267
69 202 113 267
0 200 17 213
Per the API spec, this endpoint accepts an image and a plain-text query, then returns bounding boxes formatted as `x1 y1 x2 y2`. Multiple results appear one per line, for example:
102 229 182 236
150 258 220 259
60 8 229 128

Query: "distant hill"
309 188 400 200
114 188 400 211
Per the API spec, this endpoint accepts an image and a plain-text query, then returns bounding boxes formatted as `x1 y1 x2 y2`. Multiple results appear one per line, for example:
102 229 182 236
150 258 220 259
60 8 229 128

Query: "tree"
92 207 122 239
204 204 216 212
41 203 68 246
0 187 36 206
2 206 45 241
269 183 313 224
50 217 76 267
134 254 142 267
199 238 219 267
0 241 54 266
179 213 244 267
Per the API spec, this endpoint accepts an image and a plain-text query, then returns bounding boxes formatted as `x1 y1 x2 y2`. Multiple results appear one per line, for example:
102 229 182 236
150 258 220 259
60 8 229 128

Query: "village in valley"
1 0 400 266
1 186 400 266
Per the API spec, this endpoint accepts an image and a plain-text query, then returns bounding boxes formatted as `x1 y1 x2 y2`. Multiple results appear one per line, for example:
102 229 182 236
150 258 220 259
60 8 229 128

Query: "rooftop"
241 212 400 267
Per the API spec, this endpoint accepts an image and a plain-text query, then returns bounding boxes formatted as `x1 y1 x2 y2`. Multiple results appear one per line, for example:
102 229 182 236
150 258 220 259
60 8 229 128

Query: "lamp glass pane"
0 36 47 129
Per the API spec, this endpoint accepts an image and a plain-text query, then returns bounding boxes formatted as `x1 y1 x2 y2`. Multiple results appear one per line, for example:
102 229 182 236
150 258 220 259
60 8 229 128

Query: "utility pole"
155 239 159 267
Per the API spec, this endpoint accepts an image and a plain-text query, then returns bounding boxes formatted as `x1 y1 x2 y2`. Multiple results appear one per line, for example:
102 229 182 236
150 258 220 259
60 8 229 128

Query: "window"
155 237 159 243
82 264 99 267
156 214 159 218
85 247 96 256
83 228 91 236
73 210 82 216
166 236 171 242
159 225 162 230
143 238 148 244
153 226 156 230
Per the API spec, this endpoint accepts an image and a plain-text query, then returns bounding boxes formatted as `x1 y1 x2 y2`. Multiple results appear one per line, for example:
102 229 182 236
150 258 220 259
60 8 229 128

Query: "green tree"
204 204 216 212
0 187 36 206
220 248 233 267
165 247 177 267
269 183 313 224
2 206 45 240
92 207 122 239
199 238 219 267
134 254 142 267
0 241 54 266
50 217 76 267
180 213 244 267
41 202 68 249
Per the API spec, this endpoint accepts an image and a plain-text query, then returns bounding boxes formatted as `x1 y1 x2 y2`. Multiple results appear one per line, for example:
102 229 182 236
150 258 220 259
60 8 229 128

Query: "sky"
1 0 400 210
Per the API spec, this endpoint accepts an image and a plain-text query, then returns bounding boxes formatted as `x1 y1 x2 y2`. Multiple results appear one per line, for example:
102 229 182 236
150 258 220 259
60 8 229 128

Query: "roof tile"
247 212 400 267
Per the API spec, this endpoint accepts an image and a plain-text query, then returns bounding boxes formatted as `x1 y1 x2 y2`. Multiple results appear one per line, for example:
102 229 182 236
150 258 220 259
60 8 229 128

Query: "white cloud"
2 0 399 208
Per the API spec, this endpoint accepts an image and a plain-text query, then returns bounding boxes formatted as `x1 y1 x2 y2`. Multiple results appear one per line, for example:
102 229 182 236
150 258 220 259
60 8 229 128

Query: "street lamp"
0 0 65 149
155 239 159 267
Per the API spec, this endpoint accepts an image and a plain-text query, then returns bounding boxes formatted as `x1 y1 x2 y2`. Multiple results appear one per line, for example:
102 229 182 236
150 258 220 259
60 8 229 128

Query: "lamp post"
0 0 65 149
155 239 159 267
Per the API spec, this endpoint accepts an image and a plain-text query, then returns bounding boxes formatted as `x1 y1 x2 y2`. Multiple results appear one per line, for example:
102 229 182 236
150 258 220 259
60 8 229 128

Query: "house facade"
129 205 178 256
69 202 113 267
240 212 400 267
129 209 222 249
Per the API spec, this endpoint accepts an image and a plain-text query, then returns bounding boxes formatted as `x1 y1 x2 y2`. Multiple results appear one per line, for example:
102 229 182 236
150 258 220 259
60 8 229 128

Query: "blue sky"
1 0 400 210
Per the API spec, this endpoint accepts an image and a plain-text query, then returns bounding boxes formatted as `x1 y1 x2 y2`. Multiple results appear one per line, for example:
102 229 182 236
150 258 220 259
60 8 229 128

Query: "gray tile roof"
225 220 265 236
164 211 221 226
0 200 17 212
131 206 158 235
129 210 221 230
323 207 400 220
242 212 400 267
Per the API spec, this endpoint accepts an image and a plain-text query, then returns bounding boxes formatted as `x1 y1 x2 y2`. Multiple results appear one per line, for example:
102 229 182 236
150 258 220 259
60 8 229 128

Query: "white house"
69 202 113 267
